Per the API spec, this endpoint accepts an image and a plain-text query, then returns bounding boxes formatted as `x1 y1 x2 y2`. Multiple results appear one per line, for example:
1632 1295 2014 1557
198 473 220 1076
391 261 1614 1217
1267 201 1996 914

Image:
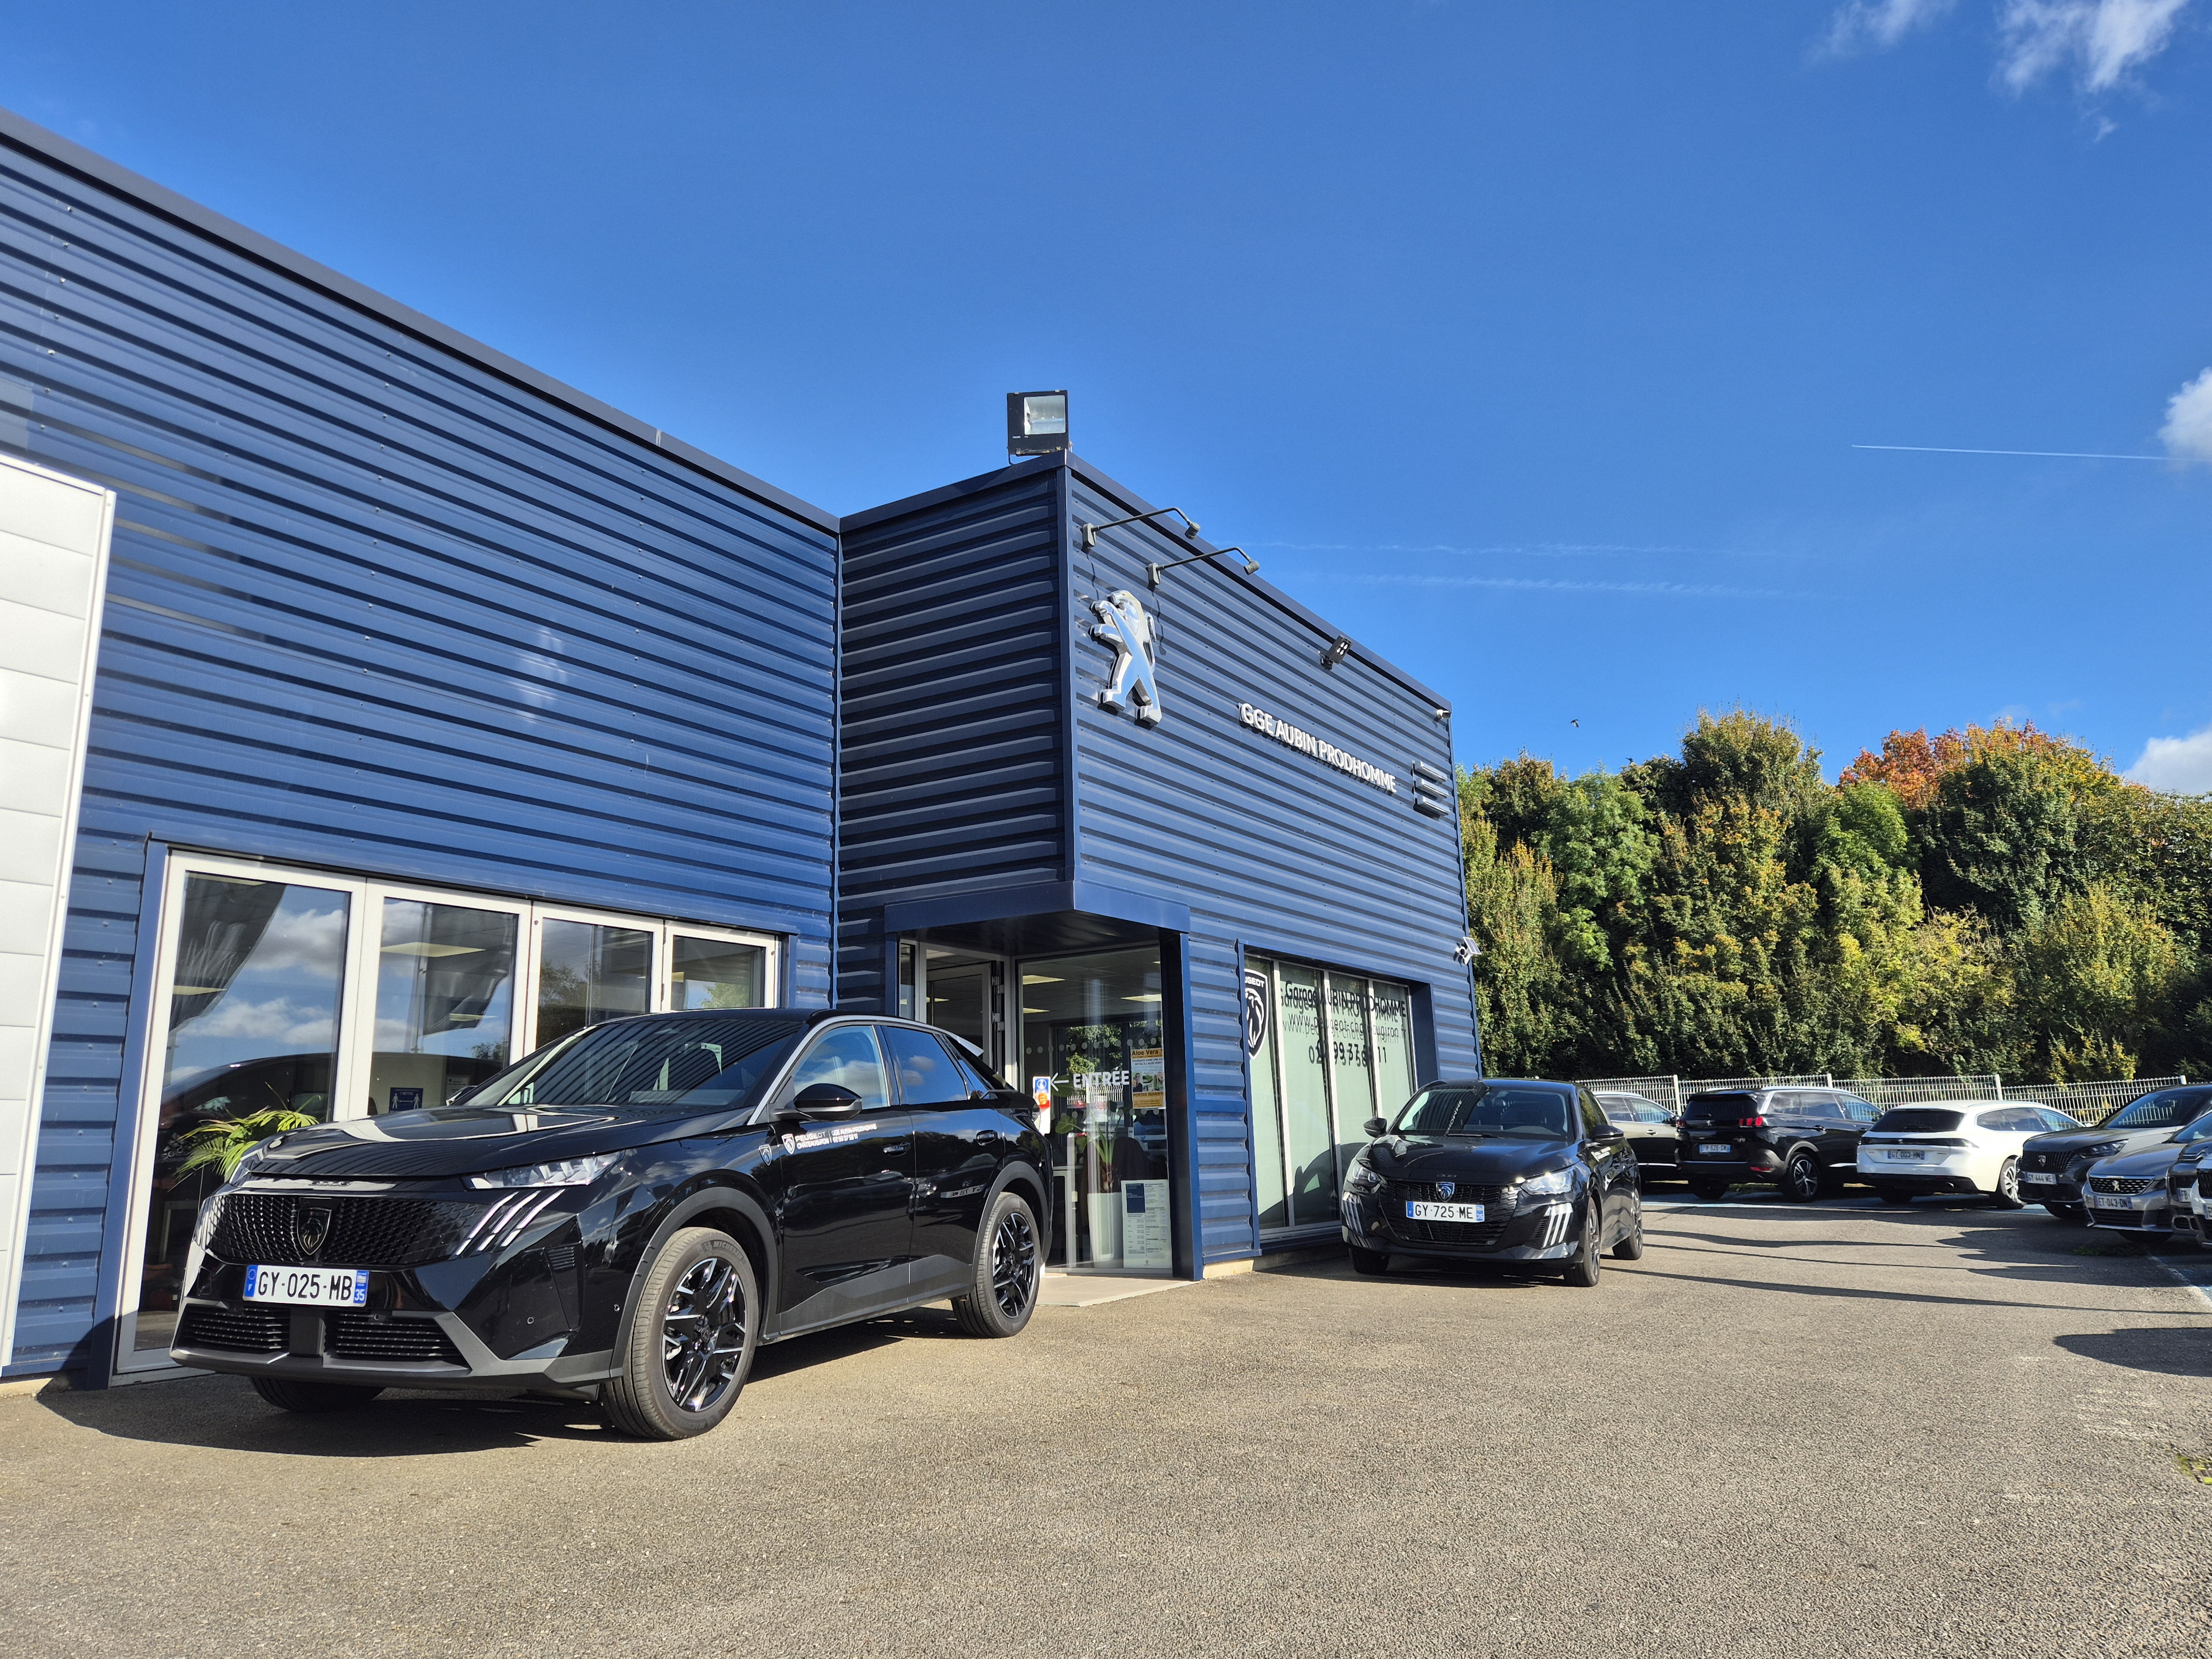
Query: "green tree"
2008 884 2189 1081
1918 748 2087 931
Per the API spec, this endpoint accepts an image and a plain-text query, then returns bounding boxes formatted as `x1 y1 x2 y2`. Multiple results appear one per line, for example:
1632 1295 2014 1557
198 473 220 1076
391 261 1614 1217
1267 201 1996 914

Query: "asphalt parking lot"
4 1194 2209 1659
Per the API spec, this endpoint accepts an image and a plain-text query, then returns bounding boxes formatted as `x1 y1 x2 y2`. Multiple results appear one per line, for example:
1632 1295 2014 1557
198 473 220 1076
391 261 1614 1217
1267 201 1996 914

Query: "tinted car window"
1395 1085 1573 1138
2102 1088 2212 1130
2176 1115 2212 1144
476 1015 805 1109
1871 1109 1965 1133
1838 1097 1881 1124
2037 1108 2081 1130
1686 1092 1762 1119
786 1025 890 1109
1976 1108 2033 1132
882 1027 968 1105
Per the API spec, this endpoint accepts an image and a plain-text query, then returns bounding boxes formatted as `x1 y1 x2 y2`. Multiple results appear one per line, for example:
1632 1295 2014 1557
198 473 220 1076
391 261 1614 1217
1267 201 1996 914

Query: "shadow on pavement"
2053 1327 2212 1377
36 1305 968 1457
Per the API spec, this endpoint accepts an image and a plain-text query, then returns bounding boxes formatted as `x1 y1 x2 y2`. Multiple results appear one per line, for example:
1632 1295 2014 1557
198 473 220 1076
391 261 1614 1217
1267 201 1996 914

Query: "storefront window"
1372 979 1417 1120
1246 957 1422 1238
1326 973 1378 1186
1246 956 1288 1230
120 857 782 1371
369 898 518 1114
1019 946 1168 1274
536 917 652 1046
671 933 768 1010
133 873 349 1350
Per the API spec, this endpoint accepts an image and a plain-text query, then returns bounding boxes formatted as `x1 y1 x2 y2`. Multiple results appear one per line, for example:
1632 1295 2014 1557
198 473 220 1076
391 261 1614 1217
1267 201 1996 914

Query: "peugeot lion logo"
1089 589 1162 726
1436 1181 1456 1200
296 1205 332 1258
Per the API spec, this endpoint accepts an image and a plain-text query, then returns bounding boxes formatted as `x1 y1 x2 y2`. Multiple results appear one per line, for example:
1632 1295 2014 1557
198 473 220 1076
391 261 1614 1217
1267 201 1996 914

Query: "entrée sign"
1236 701 1400 795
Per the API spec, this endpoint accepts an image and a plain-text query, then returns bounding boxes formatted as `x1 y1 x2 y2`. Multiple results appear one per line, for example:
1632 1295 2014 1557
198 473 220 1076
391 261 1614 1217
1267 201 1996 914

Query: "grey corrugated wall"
0 128 838 1373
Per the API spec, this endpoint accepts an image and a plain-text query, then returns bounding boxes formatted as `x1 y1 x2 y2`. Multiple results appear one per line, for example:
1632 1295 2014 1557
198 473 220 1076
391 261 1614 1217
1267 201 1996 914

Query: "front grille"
2089 1176 2154 1195
326 1313 465 1365
1382 1181 1514 1248
207 1193 481 1267
2026 1150 2059 1172
177 1305 286 1353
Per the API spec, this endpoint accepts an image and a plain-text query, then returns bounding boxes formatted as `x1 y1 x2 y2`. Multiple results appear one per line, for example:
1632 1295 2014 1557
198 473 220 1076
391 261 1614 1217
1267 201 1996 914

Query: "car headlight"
1345 1160 1385 1193
2077 1142 2123 1162
1521 1167 1575 1197
467 1154 617 1190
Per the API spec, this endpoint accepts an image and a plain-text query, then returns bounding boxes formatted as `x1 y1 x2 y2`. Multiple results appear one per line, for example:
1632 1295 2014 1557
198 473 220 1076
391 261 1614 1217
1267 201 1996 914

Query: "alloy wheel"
1784 1157 1819 1203
660 1253 748 1414
990 1207 1039 1319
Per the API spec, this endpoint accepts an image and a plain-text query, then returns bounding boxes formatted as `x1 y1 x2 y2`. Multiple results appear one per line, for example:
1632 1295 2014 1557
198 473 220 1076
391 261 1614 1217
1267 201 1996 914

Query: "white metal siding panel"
0 452 112 1368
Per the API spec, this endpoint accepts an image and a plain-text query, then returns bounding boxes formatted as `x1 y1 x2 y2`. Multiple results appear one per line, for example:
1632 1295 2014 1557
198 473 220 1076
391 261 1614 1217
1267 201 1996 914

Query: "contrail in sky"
1853 444 2166 461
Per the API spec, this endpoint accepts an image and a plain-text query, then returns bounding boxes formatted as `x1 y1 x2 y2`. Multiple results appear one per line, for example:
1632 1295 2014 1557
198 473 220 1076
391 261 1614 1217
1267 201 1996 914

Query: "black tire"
602 1227 758 1441
1561 1203 1603 1287
1876 1186 1914 1206
1689 1182 1729 1203
953 1190 1042 1338
2046 1201 2087 1223
1610 1204 1645 1261
1987 1157 2026 1210
248 1376 384 1413
1780 1155 1821 1204
1348 1245 1391 1276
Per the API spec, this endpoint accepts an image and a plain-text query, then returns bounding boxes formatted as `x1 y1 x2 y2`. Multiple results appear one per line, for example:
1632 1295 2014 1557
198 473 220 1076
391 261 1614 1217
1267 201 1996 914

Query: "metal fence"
1578 1072 2189 1125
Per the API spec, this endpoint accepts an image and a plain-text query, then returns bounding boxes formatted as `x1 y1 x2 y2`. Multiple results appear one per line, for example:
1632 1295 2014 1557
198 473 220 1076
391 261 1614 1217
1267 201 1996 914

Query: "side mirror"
1363 1117 1388 1138
776 1083 863 1133
794 1083 863 1118
1590 1121 1625 1142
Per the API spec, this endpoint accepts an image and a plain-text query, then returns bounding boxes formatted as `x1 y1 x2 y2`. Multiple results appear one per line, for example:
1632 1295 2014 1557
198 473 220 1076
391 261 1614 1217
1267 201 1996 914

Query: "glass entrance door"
1018 946 1169 1275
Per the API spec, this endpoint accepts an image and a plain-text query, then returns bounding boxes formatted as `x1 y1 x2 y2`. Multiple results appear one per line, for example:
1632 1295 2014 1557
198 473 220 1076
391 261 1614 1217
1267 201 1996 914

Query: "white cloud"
2159 367 2212 463
1824 0 1957 54
1997 0 2192 92
2127 724 2212 792
186 995 337 1048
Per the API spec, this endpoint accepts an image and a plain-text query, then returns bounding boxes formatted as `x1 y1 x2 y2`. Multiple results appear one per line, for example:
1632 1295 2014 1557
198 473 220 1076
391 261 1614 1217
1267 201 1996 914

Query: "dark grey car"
2020 1085 2212 1222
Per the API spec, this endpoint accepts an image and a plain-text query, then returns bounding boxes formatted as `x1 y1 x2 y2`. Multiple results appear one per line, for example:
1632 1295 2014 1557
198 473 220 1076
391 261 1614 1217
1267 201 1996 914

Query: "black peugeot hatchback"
171 1010 1051 1439
1338 1079 1643 1285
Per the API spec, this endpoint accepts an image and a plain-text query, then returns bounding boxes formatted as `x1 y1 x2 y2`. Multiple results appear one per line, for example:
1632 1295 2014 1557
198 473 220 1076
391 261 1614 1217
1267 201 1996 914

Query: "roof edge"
0 105 838 535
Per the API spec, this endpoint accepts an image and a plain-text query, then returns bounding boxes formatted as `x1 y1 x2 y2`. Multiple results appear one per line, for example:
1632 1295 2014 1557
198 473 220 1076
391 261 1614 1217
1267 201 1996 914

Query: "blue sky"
6 1 2209 787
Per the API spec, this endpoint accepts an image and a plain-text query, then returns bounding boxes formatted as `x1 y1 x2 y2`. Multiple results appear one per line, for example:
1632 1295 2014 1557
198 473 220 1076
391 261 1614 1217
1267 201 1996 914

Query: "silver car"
2084 1112 2212 1234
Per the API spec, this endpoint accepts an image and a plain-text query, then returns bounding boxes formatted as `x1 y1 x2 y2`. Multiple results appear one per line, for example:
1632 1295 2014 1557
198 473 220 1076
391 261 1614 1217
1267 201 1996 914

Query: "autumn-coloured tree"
1840 719 2119 810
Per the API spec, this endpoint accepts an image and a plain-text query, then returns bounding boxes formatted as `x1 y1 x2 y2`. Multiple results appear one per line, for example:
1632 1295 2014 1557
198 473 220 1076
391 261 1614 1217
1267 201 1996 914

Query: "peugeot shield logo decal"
296 1204 332 1258
1089 589 1162 726
1436 1181 1455 1200
1243 968 1269 1056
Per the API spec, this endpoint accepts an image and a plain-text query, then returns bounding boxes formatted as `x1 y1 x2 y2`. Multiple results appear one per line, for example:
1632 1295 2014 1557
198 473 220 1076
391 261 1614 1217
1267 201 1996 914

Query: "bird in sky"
1569 718 1579 728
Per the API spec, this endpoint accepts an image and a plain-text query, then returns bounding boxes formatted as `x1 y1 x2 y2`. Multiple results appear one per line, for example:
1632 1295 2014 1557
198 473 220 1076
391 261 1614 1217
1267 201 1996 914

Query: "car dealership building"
0 109 1480 1384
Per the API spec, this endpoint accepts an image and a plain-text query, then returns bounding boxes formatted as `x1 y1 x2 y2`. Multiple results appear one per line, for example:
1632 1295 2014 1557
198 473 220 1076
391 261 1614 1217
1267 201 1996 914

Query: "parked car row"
1592 1081 2212 1243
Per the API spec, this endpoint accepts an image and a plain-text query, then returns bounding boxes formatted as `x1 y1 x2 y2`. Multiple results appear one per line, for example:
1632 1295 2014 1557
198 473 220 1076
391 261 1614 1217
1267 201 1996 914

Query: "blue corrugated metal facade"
0 109 1480 1378
0 119 838 1375
837 453 1479 1273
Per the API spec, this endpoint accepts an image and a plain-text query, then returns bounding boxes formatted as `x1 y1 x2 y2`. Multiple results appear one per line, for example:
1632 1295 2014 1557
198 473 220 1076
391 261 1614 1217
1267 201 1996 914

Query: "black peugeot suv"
171 1009 1052 1439
1677 1086 1881 1202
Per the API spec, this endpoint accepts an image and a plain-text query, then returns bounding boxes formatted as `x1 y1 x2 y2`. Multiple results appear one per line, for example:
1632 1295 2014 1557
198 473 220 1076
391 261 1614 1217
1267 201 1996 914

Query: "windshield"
2103 1089 2212 1130
1872 1109 1964 1133
461 1015 807 1111
1394 1084 1574 1138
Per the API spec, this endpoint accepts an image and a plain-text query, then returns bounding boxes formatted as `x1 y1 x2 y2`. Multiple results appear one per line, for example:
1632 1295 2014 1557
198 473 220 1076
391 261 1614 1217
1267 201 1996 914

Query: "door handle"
883 1140 910 1157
